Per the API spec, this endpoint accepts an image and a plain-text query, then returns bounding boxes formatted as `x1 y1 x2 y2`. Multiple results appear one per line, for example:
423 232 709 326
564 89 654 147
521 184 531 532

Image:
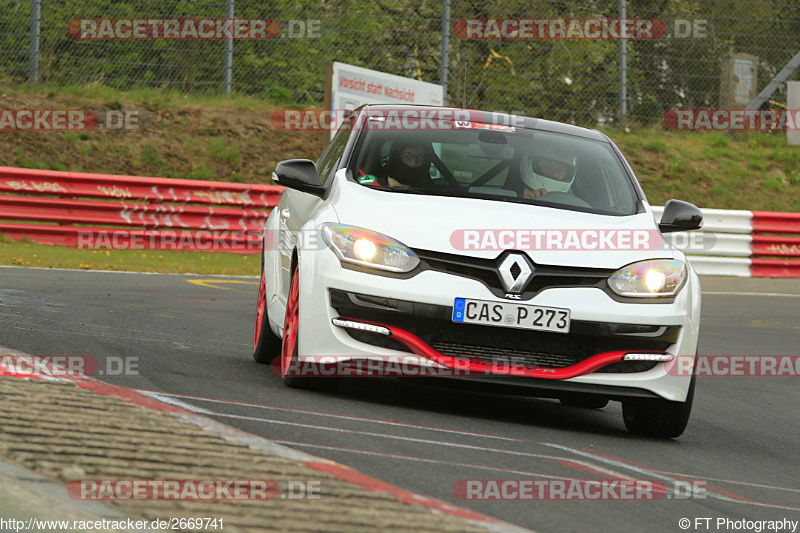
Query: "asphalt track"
1 266 799 533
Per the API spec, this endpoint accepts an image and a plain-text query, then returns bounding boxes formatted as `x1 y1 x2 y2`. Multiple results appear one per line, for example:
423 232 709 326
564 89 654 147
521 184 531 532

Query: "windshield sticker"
453 121 516 133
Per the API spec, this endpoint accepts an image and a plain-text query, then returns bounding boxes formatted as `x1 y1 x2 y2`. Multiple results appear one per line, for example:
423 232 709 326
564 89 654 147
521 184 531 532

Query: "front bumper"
292 246 700 402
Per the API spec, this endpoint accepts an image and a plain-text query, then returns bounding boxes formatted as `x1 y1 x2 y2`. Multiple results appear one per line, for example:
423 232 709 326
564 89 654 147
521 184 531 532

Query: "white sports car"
253 105 702 438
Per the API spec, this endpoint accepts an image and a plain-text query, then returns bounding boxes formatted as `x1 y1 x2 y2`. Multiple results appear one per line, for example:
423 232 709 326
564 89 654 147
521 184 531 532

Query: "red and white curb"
0 348 531 533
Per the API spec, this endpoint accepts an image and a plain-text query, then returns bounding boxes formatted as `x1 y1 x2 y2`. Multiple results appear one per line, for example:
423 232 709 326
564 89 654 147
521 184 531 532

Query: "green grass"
187 164 215 180
643 139 667 153
0 83 328 185
31 83 283 111
210 137 242 166
0 237 259 275
607 127 800 210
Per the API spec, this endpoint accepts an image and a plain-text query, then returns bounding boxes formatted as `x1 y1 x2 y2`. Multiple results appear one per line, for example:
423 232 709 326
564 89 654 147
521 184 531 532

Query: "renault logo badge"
498 254 533 294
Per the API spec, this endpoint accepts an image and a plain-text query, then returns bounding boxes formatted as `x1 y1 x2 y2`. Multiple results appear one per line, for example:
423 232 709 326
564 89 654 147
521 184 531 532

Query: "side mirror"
658 199 703 233
272 159 326 197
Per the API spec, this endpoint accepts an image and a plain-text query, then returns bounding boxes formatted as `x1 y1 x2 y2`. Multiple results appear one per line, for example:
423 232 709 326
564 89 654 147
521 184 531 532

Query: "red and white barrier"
0 166 283 254
651 206 800 277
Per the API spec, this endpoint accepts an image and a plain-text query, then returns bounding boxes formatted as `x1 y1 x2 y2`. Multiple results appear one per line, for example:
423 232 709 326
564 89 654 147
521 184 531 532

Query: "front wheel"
280 267 336 390
622 377 695 438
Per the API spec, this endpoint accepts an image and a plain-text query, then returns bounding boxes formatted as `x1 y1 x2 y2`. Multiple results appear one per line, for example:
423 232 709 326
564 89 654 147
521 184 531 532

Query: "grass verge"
0 239 259 275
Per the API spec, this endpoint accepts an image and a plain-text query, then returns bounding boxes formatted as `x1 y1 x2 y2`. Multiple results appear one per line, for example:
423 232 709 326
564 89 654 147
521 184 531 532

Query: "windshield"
349 119 639 216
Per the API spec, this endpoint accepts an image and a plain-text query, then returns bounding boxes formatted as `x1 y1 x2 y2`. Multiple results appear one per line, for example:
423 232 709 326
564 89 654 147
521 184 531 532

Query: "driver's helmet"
521 142 576 193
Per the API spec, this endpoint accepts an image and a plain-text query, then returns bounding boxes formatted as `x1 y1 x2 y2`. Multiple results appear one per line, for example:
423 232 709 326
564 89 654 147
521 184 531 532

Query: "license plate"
452 298 570 334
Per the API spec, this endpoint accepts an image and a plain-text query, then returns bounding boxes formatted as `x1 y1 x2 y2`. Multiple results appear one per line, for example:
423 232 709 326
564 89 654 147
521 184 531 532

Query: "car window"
438 142 510 186
350 121 638 216
316 117 353 185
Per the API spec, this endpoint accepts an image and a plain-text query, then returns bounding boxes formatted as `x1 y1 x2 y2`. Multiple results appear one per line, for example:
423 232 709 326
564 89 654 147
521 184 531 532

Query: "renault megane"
252 105 703 438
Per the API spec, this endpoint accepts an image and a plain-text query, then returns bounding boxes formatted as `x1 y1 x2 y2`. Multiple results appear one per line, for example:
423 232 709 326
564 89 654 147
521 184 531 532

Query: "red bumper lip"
336 316 663 380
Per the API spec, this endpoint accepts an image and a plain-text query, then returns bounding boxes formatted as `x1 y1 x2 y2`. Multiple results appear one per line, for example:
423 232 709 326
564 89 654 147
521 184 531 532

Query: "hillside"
2 84 799 212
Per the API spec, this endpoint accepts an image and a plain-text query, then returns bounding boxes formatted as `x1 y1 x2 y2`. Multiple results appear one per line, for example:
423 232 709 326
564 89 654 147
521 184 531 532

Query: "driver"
381 141 434 190
521 144 576 199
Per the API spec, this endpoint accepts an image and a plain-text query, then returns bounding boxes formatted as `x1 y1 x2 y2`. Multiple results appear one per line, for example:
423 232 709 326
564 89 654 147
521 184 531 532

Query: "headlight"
608 259 686 298
321 223 420 273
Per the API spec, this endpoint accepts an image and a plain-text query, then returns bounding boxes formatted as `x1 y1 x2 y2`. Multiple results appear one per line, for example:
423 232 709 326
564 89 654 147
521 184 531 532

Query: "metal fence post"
747 49 800 111
224 0 234 94
618 0 627 127
440 0 450 105
28 0 41 84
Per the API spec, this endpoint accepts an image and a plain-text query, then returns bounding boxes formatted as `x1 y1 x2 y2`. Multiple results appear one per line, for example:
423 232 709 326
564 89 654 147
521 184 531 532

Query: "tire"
253 261 281 364
622 376 696 438
560 396 609 409
280 266 336 390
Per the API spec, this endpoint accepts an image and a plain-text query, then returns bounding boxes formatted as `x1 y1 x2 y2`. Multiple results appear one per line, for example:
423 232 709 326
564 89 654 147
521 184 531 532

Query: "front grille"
414 249 613 300
431 341 575 368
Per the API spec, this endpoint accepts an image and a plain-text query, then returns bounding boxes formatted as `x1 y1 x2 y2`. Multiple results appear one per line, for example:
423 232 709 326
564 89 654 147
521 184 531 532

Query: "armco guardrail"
651 206 800 278
0 166 283 254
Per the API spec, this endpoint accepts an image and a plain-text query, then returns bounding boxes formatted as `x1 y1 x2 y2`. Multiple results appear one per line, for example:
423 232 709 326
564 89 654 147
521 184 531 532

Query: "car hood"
331 180 670 269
